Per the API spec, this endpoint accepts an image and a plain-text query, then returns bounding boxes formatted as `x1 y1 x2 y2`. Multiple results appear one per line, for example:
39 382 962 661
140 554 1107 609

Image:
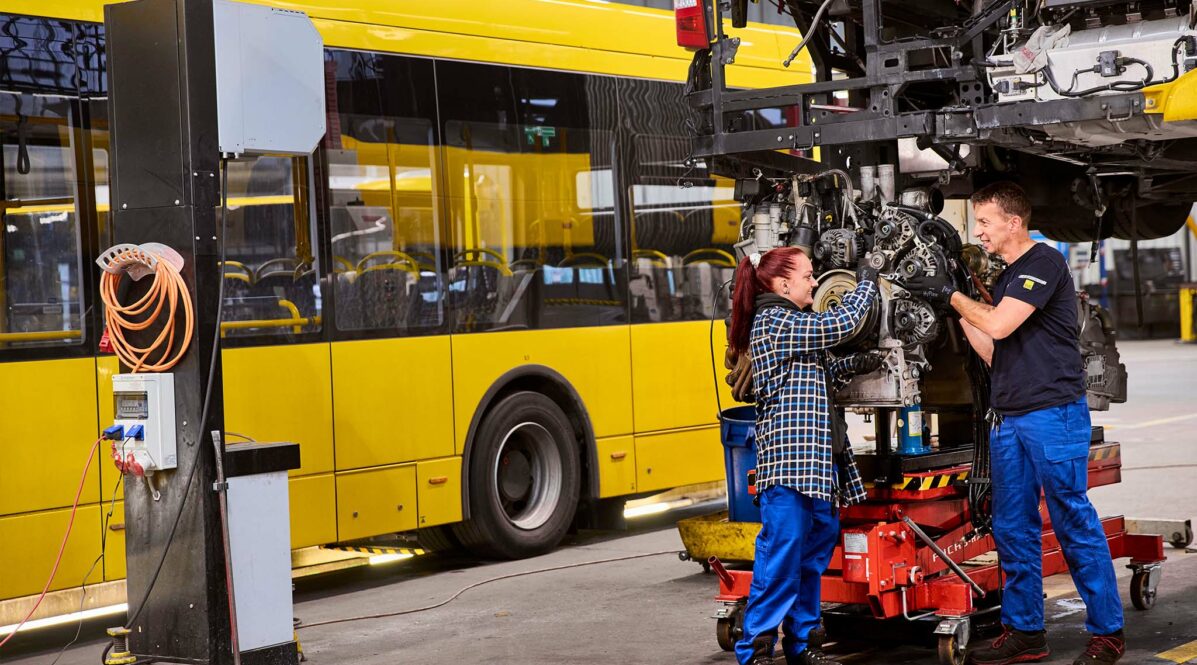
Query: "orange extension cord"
99 249 195 373
0 438 102 651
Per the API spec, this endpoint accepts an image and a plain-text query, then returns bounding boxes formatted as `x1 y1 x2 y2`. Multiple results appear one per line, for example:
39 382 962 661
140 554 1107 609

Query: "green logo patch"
1023 279 1035 290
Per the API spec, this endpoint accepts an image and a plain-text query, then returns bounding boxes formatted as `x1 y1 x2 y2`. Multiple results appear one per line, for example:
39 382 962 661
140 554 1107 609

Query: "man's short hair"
970 181 1032 227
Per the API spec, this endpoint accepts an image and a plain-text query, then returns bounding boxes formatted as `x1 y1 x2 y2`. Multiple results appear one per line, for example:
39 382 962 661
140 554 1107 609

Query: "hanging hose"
99 248 195 373
782 0 835 67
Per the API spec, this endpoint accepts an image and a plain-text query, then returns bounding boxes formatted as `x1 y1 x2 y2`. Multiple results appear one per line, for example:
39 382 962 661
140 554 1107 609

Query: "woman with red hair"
730 246 880 665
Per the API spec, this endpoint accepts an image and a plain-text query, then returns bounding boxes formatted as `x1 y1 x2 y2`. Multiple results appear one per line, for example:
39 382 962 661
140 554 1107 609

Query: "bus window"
619 79 738 323
219 155 321 339
437 62 625 332
325 50 444 335
0 93 86 349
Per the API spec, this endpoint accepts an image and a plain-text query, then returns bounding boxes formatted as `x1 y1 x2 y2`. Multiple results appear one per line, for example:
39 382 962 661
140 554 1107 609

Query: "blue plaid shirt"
749 281 878 505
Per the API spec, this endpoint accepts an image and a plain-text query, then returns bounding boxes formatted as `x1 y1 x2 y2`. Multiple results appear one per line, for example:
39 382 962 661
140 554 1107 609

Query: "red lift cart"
680 430 1167 665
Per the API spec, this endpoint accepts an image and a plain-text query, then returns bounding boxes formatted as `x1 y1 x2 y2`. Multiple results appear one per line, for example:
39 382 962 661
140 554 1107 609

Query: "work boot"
1072 631 1125 664
806 625 827 649
967 625 1050 665
787 648 842 665
746 636 775 665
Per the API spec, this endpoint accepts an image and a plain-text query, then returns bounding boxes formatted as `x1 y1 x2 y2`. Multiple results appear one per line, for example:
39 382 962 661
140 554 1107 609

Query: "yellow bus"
0 0 813 620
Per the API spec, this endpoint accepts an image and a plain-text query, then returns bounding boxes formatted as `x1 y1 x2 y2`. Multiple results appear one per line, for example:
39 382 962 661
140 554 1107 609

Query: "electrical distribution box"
113 373 178 472
212 0 325 156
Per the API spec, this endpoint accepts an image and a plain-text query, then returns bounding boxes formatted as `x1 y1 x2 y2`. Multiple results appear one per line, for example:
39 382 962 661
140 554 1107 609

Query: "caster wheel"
938 634 965 665
1130 569 1159 610
716 618 736 652
1170 525 1193 550
701 560 712 574
715 604 744 652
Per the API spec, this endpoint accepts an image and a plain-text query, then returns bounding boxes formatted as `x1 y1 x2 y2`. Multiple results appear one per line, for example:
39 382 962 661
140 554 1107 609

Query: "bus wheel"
416 525 463 555
454 391 581 559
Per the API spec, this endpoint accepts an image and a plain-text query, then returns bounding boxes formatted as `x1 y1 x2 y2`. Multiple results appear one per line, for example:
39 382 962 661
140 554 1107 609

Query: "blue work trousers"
735 486 839 664
991 396 1123 635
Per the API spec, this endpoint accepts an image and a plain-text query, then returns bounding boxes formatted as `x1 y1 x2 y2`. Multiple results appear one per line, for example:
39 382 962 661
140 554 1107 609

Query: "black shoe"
1073 631 1125 664
967 625 1050 665
806 626 827 650
747 635 775 665
787 648 842 665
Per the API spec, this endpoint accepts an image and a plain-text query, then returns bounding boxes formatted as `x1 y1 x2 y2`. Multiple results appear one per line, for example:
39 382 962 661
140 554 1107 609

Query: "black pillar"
105 0 231 662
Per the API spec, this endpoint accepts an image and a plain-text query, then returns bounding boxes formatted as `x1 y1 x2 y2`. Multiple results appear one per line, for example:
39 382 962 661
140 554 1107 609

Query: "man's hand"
897 270 956 307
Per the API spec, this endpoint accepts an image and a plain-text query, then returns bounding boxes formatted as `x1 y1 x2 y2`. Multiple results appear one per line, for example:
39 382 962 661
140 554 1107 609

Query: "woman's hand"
851 350 885 375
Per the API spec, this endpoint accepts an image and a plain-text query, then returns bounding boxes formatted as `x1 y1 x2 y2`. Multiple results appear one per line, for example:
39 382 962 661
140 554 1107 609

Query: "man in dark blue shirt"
901 182 1124 665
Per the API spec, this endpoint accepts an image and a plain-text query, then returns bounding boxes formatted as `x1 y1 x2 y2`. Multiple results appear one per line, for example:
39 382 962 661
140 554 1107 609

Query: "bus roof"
11 0 812 86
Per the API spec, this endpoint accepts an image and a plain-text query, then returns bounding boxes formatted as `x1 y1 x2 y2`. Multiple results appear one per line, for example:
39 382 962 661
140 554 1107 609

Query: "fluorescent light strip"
0 603 127 637
623 502 672 518
368 553 415 566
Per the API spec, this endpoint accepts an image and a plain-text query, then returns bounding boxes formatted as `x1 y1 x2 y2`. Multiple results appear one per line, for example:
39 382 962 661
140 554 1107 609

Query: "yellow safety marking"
324 545 426 557
1156 639 1197 664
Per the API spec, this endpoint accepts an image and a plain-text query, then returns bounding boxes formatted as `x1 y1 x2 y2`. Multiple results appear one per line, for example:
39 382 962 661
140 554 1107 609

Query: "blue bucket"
720 405 761 523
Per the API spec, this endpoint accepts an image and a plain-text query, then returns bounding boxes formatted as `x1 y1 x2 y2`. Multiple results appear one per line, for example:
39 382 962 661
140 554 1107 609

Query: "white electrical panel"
113 373 178 472
212 0 325 156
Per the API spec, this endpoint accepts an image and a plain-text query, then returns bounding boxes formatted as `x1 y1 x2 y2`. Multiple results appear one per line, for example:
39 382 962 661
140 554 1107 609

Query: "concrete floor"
5 339 1196 665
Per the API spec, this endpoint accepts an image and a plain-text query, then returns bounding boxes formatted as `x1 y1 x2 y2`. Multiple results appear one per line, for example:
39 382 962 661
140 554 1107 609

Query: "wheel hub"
492 421 564 531
498 450 533 502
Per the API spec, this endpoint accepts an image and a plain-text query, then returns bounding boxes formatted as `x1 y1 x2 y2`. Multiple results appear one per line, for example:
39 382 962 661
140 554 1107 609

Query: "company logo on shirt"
1019 274 1046 291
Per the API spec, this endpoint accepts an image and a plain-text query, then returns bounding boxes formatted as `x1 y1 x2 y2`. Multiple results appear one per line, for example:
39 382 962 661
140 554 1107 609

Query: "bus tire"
416 525 463 554
453 391 581 559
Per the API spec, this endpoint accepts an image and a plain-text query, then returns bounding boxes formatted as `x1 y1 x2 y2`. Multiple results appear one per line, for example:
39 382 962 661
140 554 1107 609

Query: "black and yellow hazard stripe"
866 443 1120 492
863 470 970 491
894 470 970 491
325 545 426 557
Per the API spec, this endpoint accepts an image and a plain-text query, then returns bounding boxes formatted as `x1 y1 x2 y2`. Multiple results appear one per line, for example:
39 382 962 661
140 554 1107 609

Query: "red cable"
0 438 102 650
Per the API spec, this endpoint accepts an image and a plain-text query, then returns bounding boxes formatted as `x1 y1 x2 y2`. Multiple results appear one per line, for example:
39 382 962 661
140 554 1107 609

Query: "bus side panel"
104 500 126 581
633 427 723 494
416 457 462 528
0 358 101 517
222 343 335 477
331 337 455 469
630 320 722 433
0 505 102 599
450 326 634 455
335 464 418 541
289 474 337 548
595 435 636 498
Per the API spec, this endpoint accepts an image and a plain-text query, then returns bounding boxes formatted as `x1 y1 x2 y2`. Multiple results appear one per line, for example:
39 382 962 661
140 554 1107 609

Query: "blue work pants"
990 396 1123 635
735 486 839 664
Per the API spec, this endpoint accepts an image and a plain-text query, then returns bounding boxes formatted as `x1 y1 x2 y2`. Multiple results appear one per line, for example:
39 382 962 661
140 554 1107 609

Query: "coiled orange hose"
99 249 195 373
